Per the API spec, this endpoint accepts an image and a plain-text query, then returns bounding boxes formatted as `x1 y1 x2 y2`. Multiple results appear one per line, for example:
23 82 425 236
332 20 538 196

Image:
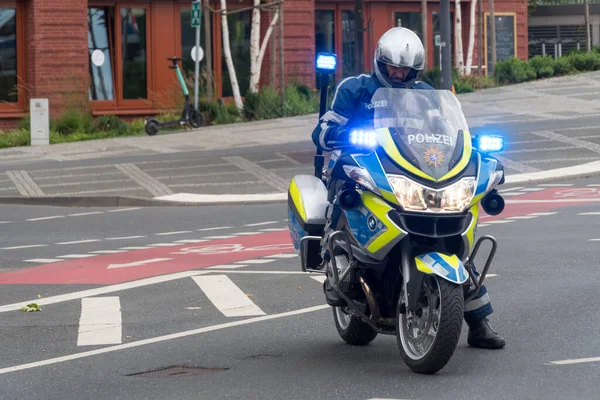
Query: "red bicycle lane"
1 187 597 286
0 231 296 285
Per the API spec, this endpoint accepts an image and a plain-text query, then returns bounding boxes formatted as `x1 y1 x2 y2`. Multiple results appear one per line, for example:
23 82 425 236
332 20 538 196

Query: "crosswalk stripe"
310 275 327 284
206 264 248 269
57 254 98 259
77 297 122 346
192 275 266 317
23 258 64 263
265 253 298 259
235 259 274 264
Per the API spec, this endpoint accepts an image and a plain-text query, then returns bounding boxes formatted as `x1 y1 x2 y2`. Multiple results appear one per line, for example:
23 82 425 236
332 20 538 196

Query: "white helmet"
374 27 425 88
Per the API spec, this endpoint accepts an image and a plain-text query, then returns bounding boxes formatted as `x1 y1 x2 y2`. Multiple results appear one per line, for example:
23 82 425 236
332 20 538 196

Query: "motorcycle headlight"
387 175 476 213
343 165 381 195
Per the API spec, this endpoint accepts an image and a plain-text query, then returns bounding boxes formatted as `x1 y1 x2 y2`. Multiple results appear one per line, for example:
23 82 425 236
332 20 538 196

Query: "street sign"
435 34 441 46
191 46 204 62
191 1 201 27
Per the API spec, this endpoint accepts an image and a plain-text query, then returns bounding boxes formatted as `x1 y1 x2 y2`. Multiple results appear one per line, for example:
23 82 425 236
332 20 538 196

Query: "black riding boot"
467 318 506 349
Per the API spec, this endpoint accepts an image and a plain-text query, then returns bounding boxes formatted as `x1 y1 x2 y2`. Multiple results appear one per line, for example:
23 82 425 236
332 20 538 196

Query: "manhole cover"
127 366 228 378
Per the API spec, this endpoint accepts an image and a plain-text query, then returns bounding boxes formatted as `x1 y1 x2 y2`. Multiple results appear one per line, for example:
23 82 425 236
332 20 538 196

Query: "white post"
30 99 49 146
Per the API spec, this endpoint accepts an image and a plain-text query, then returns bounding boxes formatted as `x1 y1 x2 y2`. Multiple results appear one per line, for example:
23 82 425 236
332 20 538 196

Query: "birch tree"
249 0 280 93
465 0 478 75
220 0 243 113
454 0 464 75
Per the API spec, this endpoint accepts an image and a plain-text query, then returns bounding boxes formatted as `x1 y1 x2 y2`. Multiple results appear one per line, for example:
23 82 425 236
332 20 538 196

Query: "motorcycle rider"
311 27 506 350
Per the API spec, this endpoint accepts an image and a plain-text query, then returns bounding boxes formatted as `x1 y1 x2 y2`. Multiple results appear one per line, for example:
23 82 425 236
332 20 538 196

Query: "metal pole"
477 0 483 75
194 2 201 109
585 0 591 52
204 0 213 100
440 0 452 89
314 73 329 179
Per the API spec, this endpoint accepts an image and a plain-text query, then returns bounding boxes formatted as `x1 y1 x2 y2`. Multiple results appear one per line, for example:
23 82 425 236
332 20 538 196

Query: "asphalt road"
1 177 600 399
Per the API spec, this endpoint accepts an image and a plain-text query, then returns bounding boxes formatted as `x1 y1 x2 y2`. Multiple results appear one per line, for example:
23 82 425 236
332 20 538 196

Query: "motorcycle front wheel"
396 275 463 374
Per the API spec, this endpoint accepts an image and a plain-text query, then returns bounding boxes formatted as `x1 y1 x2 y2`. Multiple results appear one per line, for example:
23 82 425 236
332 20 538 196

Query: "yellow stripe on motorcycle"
439 129 473 182
361 191 405 254
415 252 468 284
463 204 479 253
288 177 306 222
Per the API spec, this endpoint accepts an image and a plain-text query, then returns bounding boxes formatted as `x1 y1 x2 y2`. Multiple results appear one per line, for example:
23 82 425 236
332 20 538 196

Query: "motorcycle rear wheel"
333 306 378 346
396 275 463 374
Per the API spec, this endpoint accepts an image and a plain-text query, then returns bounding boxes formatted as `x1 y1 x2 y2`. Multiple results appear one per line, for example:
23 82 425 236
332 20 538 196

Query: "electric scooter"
144 57 204 135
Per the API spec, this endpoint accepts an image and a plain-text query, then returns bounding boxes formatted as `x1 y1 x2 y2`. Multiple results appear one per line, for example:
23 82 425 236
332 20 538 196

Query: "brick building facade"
0 0 527 129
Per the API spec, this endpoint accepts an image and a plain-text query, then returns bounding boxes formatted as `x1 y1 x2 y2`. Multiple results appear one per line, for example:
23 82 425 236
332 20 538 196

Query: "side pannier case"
287 175 329 269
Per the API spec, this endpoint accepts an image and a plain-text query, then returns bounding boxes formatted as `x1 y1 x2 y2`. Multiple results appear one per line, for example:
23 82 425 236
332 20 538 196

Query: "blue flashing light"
349 129 378 147
475 135 504 152
316 53 337 73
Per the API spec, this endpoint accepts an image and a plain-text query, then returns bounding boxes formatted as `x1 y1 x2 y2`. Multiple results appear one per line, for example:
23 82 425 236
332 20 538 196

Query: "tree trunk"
585 0 591 52
421 0 428 70
489 0 496 75
454 0 464 74
249 3 279 94
220 0 244 113
465 0 477 75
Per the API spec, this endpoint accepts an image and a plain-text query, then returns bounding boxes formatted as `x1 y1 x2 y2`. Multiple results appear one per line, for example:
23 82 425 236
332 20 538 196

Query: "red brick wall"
26 0 89 119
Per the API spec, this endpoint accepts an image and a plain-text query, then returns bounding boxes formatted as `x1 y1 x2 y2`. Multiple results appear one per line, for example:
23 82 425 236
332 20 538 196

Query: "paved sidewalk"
1 72 600 205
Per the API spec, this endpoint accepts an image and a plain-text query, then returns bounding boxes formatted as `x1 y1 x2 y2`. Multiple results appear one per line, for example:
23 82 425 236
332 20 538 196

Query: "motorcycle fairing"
469 153 499 207
351 151 398 205
415 252 469 284
376 127 473 184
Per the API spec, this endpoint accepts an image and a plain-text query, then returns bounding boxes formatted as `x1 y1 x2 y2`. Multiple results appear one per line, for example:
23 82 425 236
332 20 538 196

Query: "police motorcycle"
287 54 506 375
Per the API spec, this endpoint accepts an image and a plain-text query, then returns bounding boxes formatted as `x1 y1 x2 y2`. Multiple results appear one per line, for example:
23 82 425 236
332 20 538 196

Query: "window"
0 7 17 103
341 10 356 77
221 10 251 98
88 5 149 105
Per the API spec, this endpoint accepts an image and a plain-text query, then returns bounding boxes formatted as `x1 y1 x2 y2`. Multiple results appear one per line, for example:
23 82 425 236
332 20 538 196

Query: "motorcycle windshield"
372 88 469 181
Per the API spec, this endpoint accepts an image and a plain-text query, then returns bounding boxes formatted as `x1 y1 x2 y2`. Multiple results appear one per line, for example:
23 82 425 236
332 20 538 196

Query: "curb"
0 160 599 208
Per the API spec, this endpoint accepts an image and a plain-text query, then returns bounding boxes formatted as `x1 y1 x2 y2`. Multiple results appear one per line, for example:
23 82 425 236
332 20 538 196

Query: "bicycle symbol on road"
553 188 600 199
170 243 295 255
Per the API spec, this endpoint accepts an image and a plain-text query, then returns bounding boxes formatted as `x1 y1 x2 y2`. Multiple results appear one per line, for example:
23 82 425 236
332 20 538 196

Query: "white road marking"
538 184 574 187
244 221 278 227
57 254 98 259
174 239 208 243
107 258 173 270
0 221 13 224
147 243 181 247
499 187 525 192
259 228 287 232
68 212 104 217
192 275 266 317
235 259 275 264
0 304 329 375
507 199 600 204
77 297 122 346
155 231 193 236
507 216 538 220
485 220 514 224
477 224 490 227
310 275 327 283
265 253 298 259
90 250 127 254
0 271 211 313
206 264 248 269
550 356 600 365
26 215 65 221
203 236 236 239
499 192 525 196
527 212 558 216
106 236 146 240
197 226 232 231
1 244 47 250
233 232 261 236
520 188 546 192
119 246 150 250
588 239 600 242
107 207 142 213
23 258 64 263
55 239 101 245
586 184 600 187
578 212 600 215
